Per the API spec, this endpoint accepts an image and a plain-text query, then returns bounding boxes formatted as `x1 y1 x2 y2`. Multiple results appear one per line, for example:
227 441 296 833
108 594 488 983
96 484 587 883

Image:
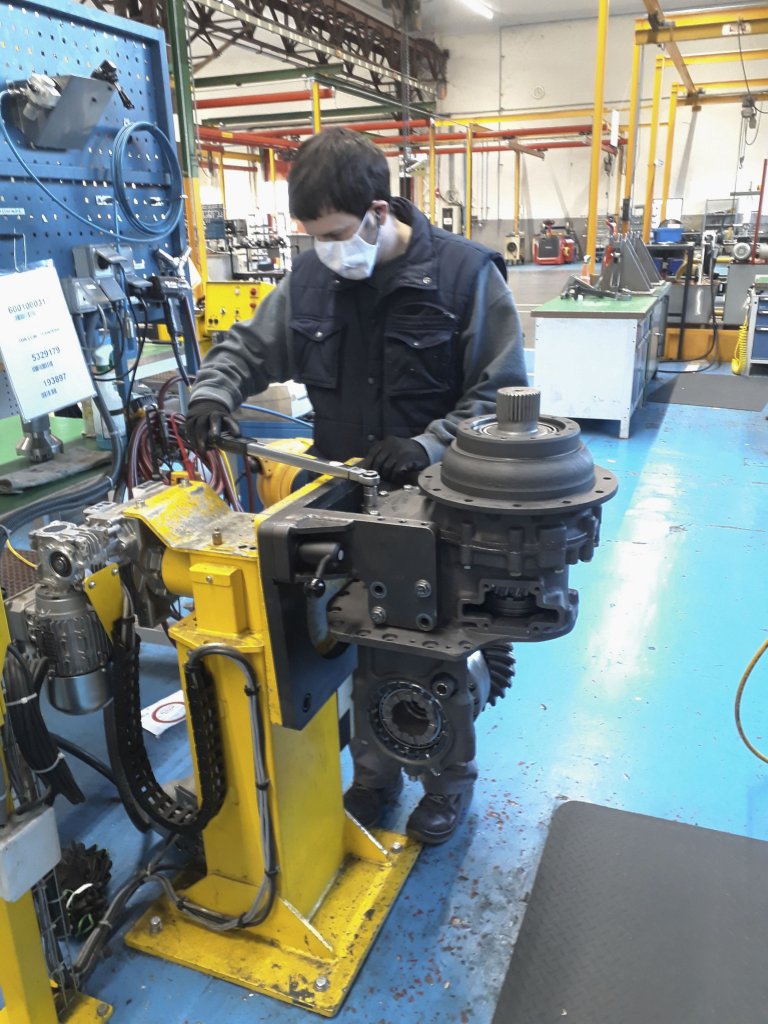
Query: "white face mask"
314 211 380 280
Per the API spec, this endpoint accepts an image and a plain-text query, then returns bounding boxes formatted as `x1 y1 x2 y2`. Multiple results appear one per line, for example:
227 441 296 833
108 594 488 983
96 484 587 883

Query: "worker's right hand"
184 400 240 454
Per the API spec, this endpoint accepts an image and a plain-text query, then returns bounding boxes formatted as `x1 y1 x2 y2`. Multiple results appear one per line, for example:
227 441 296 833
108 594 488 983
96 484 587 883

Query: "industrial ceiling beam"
202 104 434 128
641 0 697 95
690 77 768 91
79 0 446 101
636 5 768 45
196 87 335 110
679 89 768 105
194 63 345 90
197 125 300 150
190 0 444 99
663 48 768 65
311 72 434 114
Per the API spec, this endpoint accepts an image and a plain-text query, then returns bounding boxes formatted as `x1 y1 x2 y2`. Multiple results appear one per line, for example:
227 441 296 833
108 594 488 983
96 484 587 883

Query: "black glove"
363 436 430 485
184 400 240 453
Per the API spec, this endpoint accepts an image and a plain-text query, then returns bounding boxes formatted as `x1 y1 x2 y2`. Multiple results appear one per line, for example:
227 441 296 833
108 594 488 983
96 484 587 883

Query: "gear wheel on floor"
56 842 112 938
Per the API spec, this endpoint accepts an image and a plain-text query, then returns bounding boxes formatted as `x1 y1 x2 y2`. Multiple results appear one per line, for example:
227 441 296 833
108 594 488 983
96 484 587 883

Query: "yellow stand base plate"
124 829 419 1017
0 993 112 1023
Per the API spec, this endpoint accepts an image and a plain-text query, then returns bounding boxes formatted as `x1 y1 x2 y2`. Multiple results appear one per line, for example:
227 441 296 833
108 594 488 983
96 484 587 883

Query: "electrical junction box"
0 805 61 902
203 280 275 336
60 276 113 315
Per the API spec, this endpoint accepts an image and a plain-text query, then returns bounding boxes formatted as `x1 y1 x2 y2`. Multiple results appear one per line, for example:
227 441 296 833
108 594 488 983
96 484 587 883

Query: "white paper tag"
0 263 95 420
140 689 187 737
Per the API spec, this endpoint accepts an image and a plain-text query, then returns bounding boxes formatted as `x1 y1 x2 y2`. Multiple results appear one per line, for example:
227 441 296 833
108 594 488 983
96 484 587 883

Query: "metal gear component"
362 650 490 772
424 385 611 507
482 642 516 707
416 386 619 644
35 589 111 714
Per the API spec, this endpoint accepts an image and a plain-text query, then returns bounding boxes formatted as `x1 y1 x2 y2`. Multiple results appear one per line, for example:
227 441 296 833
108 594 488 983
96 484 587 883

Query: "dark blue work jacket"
288 198 506 462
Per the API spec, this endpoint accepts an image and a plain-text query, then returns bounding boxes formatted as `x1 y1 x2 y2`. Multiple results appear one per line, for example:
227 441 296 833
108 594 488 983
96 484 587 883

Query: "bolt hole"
302 693 312 713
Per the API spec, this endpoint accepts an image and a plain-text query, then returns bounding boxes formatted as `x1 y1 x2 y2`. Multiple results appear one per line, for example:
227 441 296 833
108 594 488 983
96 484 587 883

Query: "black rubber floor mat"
493 801 768 1023
647 371 768 410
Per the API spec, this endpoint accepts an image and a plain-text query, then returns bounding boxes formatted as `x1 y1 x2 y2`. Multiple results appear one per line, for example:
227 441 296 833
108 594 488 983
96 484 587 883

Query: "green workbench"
532 293 664 320
531 285 670 438
0 415 106 515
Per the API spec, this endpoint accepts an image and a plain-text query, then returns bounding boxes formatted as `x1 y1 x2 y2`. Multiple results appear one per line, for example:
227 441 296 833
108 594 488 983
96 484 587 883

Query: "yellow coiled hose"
732 315 749 375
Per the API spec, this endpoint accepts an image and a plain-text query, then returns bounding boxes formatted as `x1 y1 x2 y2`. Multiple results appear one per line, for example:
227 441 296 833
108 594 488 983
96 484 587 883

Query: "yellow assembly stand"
0 606 113 1024
123 479 419 1017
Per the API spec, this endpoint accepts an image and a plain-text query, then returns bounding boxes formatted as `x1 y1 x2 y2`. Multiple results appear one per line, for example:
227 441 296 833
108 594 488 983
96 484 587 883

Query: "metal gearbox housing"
356 648 491 773
257 386 617 782
12 513 142 714
418 386 618 645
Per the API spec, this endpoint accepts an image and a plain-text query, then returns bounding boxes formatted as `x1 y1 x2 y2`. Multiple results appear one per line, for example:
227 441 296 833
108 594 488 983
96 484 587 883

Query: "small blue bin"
654 225 683 243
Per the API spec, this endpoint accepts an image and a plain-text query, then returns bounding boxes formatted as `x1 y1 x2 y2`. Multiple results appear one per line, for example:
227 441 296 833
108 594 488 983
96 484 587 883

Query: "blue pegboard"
0 0 184 279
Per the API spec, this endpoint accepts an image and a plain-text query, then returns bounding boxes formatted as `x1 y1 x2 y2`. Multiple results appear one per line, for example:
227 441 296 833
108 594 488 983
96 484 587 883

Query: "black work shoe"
405 790 472 845
343 776 403 829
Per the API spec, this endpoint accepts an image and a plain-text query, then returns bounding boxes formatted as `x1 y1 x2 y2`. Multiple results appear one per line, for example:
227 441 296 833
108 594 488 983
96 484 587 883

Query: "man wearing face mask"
186 127 527 844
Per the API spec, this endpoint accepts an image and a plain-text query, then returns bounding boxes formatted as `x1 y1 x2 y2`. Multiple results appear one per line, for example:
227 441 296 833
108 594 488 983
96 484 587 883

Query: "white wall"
436 14 768 224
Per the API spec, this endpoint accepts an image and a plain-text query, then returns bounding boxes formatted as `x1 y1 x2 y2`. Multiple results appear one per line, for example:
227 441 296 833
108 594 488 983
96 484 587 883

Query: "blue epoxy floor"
25 390 768 1023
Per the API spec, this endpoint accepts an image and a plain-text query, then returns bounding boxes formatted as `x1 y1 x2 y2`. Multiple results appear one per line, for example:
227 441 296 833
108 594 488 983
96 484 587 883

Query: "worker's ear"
371 200 389 225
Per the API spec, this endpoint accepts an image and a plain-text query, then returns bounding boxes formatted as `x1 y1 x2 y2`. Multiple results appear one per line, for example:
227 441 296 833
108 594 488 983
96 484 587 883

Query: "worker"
185 127 527 844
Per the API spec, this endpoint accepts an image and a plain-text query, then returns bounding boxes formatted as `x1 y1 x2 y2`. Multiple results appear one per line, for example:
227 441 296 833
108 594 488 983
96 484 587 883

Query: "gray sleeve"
414 262 528 462
189 275 295 411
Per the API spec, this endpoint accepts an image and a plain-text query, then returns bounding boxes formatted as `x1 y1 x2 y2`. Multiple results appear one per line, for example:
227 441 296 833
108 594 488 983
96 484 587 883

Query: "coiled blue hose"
0 91 184 244
111 119 184 239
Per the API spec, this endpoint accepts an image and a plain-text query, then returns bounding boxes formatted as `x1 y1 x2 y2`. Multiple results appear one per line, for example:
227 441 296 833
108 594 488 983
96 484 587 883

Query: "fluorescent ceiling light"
460 0 494 18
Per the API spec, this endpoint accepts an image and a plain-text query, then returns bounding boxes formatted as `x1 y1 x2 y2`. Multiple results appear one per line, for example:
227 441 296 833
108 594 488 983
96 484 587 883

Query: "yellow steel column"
217 150 227 219
661 83 679 222
0 896 59 1024
428 121 436 224
586 0 610 270
268 147 277 220
311 80 322 134
514 150 521 233
465 126 472 240
0 603 58 1024
615 143 624 224
643 54 664 241
622 43 642 232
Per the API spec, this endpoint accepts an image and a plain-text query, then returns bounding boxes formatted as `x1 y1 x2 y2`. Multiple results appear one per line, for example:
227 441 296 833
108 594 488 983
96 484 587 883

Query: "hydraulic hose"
111 121 184 240
0 92 183 245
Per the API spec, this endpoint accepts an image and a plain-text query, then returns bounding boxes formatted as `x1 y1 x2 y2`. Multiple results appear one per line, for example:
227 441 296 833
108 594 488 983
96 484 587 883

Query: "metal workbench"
531 287 669 438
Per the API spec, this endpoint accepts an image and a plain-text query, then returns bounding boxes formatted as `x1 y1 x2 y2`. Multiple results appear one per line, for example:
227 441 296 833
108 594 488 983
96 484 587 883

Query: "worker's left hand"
363 437 430 486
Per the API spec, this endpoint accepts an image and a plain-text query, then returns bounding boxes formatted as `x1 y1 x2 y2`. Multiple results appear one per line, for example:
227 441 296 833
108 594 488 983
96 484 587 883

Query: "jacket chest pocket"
290 317 342 389
384 305 459 396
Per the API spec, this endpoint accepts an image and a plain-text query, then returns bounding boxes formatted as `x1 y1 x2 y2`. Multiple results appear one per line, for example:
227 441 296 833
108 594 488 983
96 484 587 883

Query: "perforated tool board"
0 0 185 417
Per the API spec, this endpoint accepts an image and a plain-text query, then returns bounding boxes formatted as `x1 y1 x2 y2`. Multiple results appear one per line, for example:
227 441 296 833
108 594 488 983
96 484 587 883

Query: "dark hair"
288 127 392 222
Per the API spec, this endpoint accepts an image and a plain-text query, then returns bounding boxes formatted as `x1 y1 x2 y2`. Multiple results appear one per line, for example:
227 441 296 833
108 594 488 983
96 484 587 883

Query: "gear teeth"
482 642 516 708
